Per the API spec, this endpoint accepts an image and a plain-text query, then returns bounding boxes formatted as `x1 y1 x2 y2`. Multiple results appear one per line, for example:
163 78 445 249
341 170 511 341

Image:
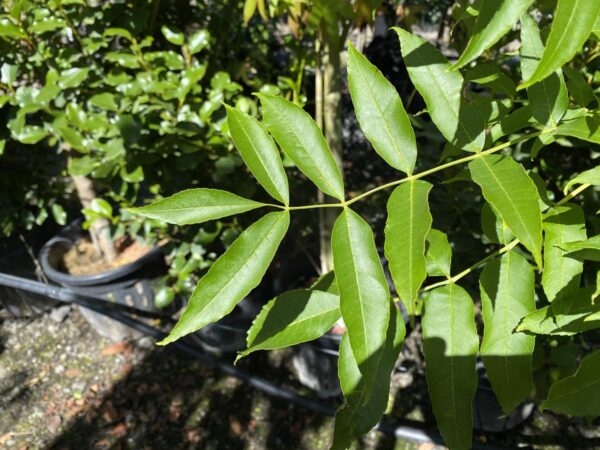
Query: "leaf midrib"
408 42 478 146
533 0 581 81
479 157 539 258
349 49 410 172
141 203 259 213
231 112 284 201
248 304 340 350
176 213 286 335
342 212 371 366
269 104 342 199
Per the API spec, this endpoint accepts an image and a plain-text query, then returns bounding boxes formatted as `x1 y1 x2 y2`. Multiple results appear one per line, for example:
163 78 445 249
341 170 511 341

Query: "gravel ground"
0 304 435 450
2 298 600 450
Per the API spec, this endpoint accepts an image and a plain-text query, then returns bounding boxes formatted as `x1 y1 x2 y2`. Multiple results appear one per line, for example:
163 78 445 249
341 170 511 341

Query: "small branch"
422 239 519 292
420 183 591 293
345 128 554 206
274 128 554 212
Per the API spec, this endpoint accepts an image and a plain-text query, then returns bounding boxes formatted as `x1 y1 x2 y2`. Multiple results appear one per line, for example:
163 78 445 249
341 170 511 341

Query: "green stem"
345 128 552 206
419 182 591 292
279 128 554 211
422 239 519 292
286 203 343 211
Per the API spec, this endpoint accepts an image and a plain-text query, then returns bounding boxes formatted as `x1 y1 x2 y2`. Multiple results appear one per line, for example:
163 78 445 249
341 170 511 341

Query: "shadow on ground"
45 343 399 450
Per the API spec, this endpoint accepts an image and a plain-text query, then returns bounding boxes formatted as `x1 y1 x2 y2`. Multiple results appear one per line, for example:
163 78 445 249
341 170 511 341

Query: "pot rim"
39 235 163 287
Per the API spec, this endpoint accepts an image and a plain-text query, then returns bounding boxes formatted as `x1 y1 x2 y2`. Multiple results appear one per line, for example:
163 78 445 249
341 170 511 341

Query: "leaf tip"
516 82 528 91
156 337 172 346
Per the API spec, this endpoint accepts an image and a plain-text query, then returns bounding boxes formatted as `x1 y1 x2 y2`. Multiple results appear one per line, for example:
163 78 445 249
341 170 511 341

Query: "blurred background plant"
0 0 308 304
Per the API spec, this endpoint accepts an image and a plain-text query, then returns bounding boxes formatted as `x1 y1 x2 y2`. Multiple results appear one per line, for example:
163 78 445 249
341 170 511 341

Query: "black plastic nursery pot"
38 228 167 341
0 222 63 317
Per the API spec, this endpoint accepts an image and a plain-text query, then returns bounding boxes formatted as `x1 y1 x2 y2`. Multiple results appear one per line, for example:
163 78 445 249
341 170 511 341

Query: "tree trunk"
71 175 116 263
316 36 344 274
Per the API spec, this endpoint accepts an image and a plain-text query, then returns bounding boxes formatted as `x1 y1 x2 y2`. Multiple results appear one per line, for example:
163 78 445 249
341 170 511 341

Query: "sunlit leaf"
226 106 289 205
564 166 600 194
520 13 568 127
237 289 340 360
161 25 184 45
332 208 390 396
384 180 432 318
520 0 600 89
394 27 485 152
454 0 533 69
555 113 600 144
559 235 600 261
130 189 265 225
188 29 210 54
517 287 599 335
542 204 586 303
258 94 345 200
469 154 543 267
347 43 416 174
425 229 452 278
159 211 289 345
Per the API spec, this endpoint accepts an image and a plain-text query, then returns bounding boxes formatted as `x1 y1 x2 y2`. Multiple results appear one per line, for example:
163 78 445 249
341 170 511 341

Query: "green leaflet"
519 0 600 89
594 271 600 304
520 14 568 128
347 43 416 174
311 271 339 295
559 235 600 262
337 333 363 408
258 93 345 201
158 211 289 345
425 229 452 278
481 202 514 245
564 166 600 194
594 14 600 40
469 154 543 267
464 63 516 98
89 93 118 111
489 106 535 143
226 106 289 205
555 113 600 144
332 208 391 396
332 303 405 450
563 66 594 107
385 181 432 319
517 287 600 335
422 284 479 450
236 289 340 360
480 251 535 414
542 204 586 303
394 27 486 152
541 350 600 417
454 0 533 70
129 188 264 225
